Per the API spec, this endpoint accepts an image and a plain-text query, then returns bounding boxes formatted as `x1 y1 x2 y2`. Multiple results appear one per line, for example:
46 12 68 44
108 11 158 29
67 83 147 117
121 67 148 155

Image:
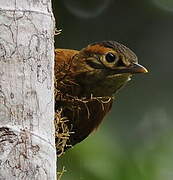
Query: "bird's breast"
56 96 113 146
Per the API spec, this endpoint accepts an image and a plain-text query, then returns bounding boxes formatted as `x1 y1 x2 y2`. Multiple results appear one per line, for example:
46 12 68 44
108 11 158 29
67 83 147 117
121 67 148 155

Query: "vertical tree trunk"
0 0 56 179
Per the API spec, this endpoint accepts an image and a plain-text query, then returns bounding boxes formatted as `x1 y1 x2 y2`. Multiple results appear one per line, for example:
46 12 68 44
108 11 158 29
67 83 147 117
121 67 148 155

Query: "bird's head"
73 41 148 97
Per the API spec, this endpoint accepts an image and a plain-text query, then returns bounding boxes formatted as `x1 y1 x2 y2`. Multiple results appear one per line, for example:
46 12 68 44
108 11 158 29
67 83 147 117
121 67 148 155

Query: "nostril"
116 58 126 67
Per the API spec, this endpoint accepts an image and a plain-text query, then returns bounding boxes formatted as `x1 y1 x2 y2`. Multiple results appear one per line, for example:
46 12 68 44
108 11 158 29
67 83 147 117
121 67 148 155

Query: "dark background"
53 0 173 179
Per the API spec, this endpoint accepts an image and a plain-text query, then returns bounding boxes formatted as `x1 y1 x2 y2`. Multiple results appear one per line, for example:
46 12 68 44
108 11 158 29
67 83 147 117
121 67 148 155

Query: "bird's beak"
128 63 148 74
111 63 148 74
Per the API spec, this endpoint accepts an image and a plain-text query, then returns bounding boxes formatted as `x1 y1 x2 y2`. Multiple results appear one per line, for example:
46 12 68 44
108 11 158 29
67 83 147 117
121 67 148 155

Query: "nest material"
55 90 112 157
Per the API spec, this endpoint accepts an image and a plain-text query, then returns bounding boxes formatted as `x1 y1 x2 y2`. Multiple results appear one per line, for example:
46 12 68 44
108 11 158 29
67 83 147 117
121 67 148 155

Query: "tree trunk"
0 0 56 179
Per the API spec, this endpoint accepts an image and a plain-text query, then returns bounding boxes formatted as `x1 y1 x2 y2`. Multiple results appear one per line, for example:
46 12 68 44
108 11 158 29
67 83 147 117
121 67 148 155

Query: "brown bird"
55 41 148 154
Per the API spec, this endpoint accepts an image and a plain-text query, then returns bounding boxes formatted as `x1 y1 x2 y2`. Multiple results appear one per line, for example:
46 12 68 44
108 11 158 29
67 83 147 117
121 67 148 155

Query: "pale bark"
0 0 56 179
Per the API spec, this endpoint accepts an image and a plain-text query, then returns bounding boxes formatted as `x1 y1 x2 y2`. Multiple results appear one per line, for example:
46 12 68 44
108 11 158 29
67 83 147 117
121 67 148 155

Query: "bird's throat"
78 73 131 97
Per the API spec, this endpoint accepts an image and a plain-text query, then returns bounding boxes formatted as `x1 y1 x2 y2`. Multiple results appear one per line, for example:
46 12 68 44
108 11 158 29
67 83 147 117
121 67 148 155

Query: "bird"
54 41 148 155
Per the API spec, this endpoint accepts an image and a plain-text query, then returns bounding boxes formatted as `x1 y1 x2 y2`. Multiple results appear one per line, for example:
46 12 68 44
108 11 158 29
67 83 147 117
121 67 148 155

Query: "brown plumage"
55 41 147 154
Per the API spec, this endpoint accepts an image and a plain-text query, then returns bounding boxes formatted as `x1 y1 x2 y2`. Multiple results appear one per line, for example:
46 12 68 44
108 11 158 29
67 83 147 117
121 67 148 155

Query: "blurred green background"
53 0 173 179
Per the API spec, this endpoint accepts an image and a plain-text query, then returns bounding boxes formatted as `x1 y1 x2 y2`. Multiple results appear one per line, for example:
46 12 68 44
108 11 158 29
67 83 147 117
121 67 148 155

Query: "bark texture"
0 0 56 179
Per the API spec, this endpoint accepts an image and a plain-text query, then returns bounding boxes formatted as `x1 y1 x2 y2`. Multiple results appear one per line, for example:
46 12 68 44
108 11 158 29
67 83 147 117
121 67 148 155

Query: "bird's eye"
105 53 117 63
